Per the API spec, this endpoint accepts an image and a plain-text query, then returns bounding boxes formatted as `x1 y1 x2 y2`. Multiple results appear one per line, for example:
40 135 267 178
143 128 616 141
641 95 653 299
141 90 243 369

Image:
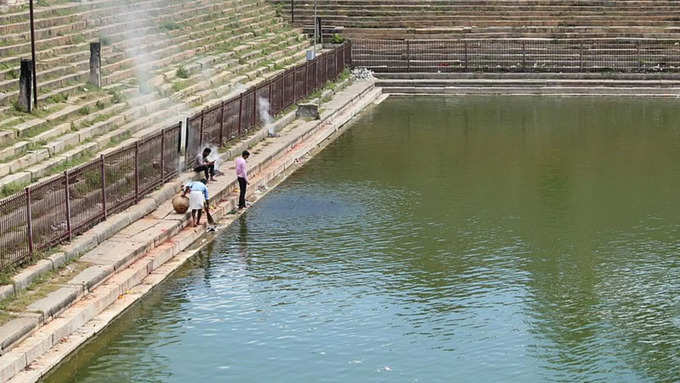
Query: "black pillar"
18 59 33 113
89 42 102 87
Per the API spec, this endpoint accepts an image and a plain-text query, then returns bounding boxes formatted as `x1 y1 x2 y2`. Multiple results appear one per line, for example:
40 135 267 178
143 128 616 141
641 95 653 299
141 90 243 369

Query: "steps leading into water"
376 73 680 96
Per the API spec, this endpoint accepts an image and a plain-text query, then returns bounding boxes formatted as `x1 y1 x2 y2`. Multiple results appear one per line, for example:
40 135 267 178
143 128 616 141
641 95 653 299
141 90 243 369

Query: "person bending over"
183 178 209 226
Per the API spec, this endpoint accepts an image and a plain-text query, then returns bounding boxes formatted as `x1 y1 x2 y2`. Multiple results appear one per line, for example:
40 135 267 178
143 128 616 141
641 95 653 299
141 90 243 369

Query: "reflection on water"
45 96 680 382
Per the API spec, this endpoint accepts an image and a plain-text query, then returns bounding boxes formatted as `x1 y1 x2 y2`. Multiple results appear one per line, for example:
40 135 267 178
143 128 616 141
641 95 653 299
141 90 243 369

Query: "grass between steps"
0 260 90 315
0 2 309 188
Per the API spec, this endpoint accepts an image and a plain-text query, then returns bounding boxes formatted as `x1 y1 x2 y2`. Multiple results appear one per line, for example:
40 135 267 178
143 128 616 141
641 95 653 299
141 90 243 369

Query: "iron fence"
185 42 351 168
0 123 181 269
352 39 680 73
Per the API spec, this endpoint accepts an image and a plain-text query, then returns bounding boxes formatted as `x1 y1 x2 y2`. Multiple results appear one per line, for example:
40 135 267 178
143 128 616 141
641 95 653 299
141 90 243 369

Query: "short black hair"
203 147 211 154
242 150 250 157
200 178 208 184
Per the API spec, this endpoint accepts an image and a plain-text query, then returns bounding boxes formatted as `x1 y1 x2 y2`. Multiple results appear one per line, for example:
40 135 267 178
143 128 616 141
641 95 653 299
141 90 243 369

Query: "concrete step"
383 86 680 96
377 78 680 87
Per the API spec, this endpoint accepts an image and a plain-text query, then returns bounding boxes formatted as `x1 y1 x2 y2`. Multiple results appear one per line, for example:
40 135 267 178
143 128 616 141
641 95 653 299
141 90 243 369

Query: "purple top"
235 156 247 180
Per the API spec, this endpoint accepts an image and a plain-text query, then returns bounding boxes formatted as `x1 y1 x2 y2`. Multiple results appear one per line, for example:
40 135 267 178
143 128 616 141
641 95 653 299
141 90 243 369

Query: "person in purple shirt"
235 150 250 209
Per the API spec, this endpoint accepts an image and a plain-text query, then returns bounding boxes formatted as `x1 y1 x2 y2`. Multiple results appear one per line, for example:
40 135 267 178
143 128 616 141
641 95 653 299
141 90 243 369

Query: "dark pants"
238 177 247 208
194 164 215 179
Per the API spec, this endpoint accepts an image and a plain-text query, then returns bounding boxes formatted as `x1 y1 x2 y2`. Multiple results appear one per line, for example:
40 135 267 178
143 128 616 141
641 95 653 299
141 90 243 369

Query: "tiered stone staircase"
0 0 311 194
272 0 680 39
375 72 680 96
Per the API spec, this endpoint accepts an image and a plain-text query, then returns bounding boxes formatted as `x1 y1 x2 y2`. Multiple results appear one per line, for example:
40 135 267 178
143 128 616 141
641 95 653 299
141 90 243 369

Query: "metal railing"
352 39 680 73
0 42 353 271
185 42 352 168
0 123 181 268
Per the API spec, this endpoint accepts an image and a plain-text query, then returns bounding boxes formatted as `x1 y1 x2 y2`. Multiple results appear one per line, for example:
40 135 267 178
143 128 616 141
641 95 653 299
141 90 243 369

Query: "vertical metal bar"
522 40 526 71
219 101 224 145
26 187 33 256
637 41 641 71
134 142 139 203
199 111 205 147
252 89 257 127
29 0 38 107
161 129 166 182
268 81 273 115
238 92 243 136
101 155 107 219
579 41 584 71
293 68 297 102
64 171 72 242
304 61 309 96
280 74 284 109
324 52 328 83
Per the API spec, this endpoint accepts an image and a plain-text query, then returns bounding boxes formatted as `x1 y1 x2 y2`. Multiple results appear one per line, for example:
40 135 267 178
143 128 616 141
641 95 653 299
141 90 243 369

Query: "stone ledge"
66 265 113 291
11 260 52 293
0 318 38 355
26 286 81 320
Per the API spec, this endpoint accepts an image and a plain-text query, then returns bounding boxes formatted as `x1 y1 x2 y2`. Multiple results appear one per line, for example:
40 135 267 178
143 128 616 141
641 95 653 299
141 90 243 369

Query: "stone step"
376 72 680 80
383 86 680 96
377 78 680 87
0 1 272 103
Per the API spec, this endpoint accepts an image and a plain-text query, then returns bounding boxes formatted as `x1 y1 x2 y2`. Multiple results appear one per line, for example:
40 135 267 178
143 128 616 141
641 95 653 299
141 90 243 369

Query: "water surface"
45 96 680 382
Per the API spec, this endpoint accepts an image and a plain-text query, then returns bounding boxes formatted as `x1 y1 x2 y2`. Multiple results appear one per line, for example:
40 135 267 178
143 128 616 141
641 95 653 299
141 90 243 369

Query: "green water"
45 96 680 382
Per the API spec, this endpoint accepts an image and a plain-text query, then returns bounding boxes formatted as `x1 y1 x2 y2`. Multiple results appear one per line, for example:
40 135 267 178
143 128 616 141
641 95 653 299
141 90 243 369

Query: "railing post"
521 40 526 71
199 111 204 147
134 141 139 203
64 171 72 242
280 72 286 110
252 90 257 127
324 52 328 83
293 68 297 102
26 187 33 256
219 101 225 146
160 129 166 182
268 81 273 116
101 155 107 219
637 41 641 72
304 61 309 95
238 92 243 136
579 41 584 71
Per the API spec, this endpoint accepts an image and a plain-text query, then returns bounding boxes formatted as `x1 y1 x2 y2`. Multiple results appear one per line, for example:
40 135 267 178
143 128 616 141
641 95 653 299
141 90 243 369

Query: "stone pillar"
315 17 323 44
89 42 102 88
18 59 33 113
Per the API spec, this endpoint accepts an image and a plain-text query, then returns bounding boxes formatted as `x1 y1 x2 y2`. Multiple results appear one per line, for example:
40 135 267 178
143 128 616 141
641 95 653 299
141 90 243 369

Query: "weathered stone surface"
62 233 98 260
79 240 151 270
0 350 27 382
0 285 14 301
0 172 31 189
89 213 132 244
48 252 67 270
67 265 113 290
296 103 320 119
0 317 38 352
26 286 80 319
11 260 52 292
